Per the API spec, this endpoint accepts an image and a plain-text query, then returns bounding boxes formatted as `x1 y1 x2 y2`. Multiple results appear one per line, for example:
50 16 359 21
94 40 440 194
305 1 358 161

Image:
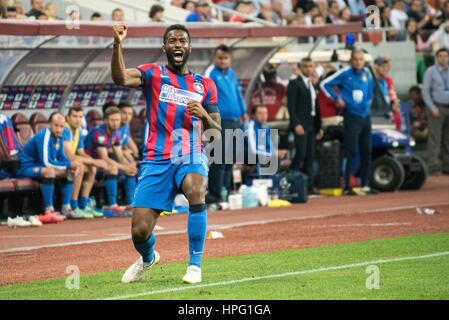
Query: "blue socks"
70 199 78 210
133 233 156 263
79 196 89 209
105 175 118 206
61 181 73 207
188 203 207 268
40 178 55 210
123 176 136 205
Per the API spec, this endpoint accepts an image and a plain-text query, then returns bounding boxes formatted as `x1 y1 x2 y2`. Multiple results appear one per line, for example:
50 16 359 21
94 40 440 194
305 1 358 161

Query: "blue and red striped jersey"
138 64 218 162
84 124 121 159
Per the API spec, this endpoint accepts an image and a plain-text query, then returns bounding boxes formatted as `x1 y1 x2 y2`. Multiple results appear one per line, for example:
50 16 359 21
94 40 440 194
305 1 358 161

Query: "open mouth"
173 50 184 62
173 50 184 63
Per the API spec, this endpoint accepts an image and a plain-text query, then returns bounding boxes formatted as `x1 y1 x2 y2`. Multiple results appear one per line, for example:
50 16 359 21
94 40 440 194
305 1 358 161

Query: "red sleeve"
137 63 156 88
203 77 218 107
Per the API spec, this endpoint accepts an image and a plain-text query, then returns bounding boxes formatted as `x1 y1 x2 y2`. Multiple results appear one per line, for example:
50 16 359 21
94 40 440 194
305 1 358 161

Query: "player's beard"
166 50 190 70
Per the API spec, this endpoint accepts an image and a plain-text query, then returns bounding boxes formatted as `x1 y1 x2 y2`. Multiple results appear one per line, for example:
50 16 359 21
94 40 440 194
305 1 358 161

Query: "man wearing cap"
186 0 212 22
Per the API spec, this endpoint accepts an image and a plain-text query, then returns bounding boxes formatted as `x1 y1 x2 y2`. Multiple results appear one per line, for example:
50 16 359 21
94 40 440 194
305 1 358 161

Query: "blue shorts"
17 166 43 179
132 154 208 211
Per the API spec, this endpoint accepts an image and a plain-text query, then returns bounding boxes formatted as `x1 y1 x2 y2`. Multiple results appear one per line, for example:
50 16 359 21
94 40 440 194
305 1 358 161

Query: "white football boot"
121 251 160 284
182 265 202 284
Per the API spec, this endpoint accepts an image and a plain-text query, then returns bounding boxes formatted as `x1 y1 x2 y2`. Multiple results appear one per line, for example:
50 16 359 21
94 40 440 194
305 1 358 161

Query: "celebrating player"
111 23 221 284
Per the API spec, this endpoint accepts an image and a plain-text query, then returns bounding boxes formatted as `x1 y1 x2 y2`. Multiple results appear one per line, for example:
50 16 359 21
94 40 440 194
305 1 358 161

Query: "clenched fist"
113 22 128 44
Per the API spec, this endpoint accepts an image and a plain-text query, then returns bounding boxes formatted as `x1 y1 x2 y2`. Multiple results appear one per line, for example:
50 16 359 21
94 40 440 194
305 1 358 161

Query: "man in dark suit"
287 57 323 193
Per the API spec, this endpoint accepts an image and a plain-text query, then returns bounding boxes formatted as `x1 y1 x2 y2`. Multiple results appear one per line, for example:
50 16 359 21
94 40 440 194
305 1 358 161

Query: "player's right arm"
111 23 142 88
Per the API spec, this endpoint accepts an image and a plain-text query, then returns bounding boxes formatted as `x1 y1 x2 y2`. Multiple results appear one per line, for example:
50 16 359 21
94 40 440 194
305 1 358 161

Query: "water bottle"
89 196 97 209
220 186 228 203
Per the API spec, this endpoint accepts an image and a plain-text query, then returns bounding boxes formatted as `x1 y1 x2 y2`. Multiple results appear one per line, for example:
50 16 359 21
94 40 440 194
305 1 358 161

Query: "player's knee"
184 185 206 203
42 167 55 178
106 165 118 175
131 224 150 242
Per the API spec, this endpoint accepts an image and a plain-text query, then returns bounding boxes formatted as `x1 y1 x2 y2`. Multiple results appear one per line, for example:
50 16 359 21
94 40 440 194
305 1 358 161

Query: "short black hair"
299 56 312 65
252 104 268 114
49 111 64 123
102 102 117 115
67 106 84 116
117 102 132 110
409 85 421 94
149 4 164 18
436 47 449 57
91 12 102 19
214 44 230 55
163 24 190 44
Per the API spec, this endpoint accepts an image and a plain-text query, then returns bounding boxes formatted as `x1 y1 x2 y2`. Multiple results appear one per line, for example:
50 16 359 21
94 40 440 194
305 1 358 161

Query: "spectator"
26 0 45 19
205 44 248 203
272 0 294 22
91 12 102 21
44 2 57 21
423 20 449 53
84 107 138 214
288 57 323 194
186 0 212 22
406 18 427 51
440 1 449 20
17 112 82 222
111 8 124 22
347 0 366 17
257 2 282 25
171 0 184 8
149 4 164 22
339 6 352 23
296 0 318 14
230 1 253 23
326 0 341 24
421 48 449 175
62 107 106 218
379 7 399 41
390 0 409 30
304 4 321 25
407 0 429 30
246 105 287 174
251 64 288 121
183 1 196 12
408 85 428 141
321 48 376 195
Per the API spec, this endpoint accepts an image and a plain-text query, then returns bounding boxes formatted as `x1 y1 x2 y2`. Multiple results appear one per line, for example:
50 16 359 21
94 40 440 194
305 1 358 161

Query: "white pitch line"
310 222 412 228
101 250 449 300
1 201 448 254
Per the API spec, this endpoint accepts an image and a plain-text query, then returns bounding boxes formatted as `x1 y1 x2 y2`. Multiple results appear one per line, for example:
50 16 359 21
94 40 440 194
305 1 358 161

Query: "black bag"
273 170 308 203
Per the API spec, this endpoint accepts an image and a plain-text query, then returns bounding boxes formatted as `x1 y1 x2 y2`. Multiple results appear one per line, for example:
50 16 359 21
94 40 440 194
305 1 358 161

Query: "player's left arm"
186 101 221 132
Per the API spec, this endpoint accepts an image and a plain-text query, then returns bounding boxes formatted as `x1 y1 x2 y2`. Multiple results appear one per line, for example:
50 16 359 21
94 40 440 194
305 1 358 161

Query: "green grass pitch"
1 232 448 300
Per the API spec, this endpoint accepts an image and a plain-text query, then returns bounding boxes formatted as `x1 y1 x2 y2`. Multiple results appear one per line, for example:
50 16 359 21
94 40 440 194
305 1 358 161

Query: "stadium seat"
86 110 103 129
30 112 49 133
0 179 15 193
11 113 34 148
11 178 40 191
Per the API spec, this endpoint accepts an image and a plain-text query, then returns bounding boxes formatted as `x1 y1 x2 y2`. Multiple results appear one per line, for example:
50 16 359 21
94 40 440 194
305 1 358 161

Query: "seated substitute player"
117 102 139 160
63 106 108 218
17 112 82 223
112 23 221 284
84 107 138 216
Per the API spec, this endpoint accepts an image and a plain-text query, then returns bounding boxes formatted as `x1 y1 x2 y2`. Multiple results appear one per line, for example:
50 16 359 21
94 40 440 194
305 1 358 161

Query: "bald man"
18 112 82 223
